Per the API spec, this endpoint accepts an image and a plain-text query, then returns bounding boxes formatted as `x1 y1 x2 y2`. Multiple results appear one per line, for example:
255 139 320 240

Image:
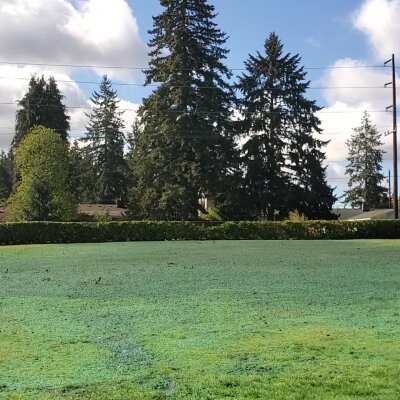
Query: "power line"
0 61 145 71
0 101 395 115
0 124 393 132
0 76 156 87
0 76 395 91
327 176 398 180
0 60 399 71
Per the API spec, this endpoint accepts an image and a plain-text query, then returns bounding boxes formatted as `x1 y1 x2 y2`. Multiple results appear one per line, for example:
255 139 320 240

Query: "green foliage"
344 112 388 209
0 220 399 245
8 126 76 221
128 0 237 220
13 76 70 147
0 150 13 200
236 33 335 220
200 207 222 221
82 76 128 204
69 140 99 203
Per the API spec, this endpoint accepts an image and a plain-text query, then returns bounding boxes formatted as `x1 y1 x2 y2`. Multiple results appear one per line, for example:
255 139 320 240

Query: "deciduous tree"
8 126 76 221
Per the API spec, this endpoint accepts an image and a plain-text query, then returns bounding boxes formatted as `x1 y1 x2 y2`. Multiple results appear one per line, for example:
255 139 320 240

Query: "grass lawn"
1 240 400 399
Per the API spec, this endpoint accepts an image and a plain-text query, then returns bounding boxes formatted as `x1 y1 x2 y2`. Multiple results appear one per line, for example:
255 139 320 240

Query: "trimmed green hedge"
0 220 399 245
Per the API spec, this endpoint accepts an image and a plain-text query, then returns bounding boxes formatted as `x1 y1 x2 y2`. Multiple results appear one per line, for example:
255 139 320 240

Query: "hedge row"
0 220 399 245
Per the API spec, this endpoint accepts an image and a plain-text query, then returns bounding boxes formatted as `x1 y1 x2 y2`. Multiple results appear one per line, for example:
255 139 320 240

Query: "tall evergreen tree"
0 150 13 200
344 112 387 209
69 140 99 203
14 76 70 147
128 0 236 220
236 33 335 220
82 76 127 204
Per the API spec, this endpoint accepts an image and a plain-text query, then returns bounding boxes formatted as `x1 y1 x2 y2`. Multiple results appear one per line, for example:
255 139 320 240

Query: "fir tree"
128 0 236 220
68 140 97 203
82 76 127 204
43 77 70 140
14 76 70 147
0 150 13 200
236 33 335 220
344 112 387 209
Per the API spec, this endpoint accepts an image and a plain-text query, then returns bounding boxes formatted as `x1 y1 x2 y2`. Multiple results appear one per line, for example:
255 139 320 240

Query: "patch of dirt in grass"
101 336 154 369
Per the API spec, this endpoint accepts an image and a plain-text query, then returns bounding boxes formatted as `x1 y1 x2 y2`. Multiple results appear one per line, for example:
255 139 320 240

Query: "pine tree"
128 0 236 220
14 76 70 147
82 76 127 204
344 112 387 209
236 33 335 220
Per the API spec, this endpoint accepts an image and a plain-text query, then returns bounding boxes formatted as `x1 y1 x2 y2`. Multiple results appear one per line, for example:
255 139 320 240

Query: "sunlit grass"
1 240 400 399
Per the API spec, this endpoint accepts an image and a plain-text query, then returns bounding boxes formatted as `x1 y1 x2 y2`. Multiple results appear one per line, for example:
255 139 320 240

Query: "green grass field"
1 240 400 399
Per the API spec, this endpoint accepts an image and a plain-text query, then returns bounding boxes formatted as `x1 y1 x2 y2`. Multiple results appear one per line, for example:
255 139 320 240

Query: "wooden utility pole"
388 170 392 209
385 55 398 219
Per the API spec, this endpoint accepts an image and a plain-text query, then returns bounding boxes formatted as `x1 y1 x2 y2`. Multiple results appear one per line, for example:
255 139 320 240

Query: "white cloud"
313 0 400 203
320 58 391 107
317 58 393 162
0 66 91 148
0 0 147 149
118 100 140 131
0 0 148 80
326 163 348 202
327 162 346 179
353 0 400 60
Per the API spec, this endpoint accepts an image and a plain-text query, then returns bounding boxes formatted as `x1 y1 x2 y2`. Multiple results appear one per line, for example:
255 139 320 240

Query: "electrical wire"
0 101 395 115
0 60 399 71
0 76 396 91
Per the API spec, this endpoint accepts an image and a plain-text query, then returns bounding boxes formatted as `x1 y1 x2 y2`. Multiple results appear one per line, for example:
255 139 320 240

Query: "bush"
0 220 399 245
8 126 76 221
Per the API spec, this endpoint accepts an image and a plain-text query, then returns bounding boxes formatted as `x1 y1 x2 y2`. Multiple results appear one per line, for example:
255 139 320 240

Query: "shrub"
0 220 399 245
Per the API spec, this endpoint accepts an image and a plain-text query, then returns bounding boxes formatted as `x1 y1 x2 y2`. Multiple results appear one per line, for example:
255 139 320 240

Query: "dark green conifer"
82 76 127 204
129 0 236 220
236 33 335 220
14 76 70 147
0 150 13 200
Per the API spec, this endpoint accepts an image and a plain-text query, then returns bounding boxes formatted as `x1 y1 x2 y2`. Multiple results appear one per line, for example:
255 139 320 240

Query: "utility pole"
388 170 391 209
385 54 398 219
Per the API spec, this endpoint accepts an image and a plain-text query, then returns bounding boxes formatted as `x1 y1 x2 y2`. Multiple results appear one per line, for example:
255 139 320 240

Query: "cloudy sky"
0 0 399 204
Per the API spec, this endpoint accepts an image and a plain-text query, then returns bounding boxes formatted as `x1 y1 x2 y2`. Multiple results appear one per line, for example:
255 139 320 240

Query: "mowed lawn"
1 241 400 400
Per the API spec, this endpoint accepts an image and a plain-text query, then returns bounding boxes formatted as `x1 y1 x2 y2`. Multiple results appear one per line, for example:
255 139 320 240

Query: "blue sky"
125 0 369 106
0 0 398 205
131 0 366 66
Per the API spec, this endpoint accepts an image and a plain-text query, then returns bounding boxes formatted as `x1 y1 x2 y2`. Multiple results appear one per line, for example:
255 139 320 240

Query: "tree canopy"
13 76 70 148
0 151 13 200
236 32 335 220
81 76 128 204
8 126 76 221
5 10 339 221
344 112 387 209
128 0 237 220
